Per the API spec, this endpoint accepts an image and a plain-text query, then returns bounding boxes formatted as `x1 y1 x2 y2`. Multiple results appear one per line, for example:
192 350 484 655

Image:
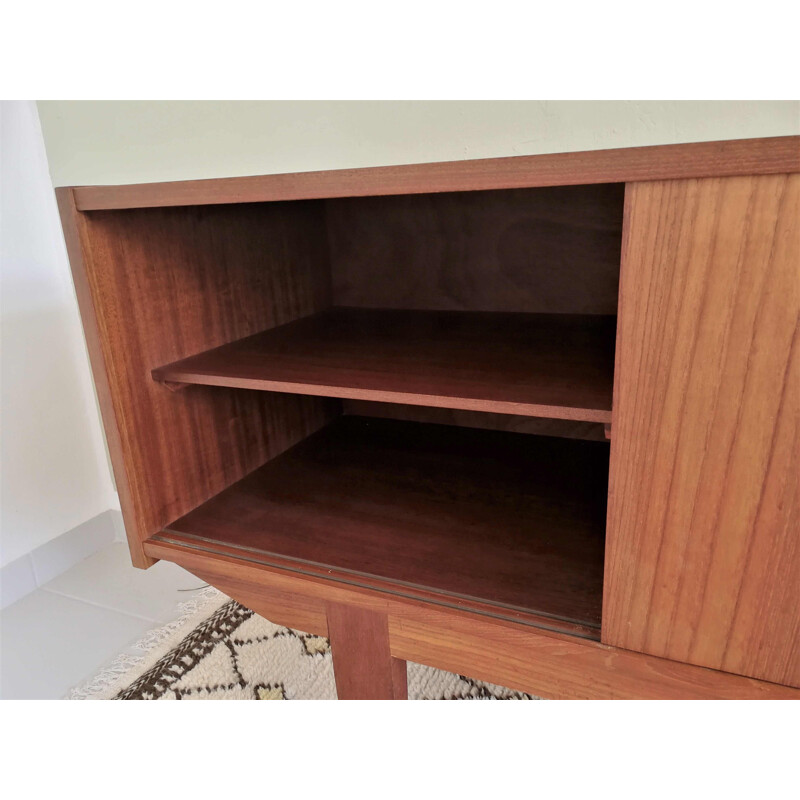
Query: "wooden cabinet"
58 136 800 698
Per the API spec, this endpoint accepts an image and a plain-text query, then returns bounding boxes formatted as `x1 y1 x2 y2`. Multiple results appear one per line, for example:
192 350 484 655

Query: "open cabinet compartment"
156 415 610 637
154 184 622 423
79 181 625 639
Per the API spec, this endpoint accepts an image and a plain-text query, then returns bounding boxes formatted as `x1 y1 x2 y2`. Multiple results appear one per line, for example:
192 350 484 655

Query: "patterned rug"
69 589 535 700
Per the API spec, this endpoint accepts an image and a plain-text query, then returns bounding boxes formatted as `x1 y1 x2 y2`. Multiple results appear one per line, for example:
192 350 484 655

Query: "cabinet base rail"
144 539 800 700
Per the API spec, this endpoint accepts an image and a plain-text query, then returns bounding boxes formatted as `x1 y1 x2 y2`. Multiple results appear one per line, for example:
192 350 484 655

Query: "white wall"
0 101 118 569
37 101 800 188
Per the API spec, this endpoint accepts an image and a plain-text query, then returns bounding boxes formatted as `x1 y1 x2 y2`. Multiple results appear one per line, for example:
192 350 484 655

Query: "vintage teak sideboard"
57 137 800 699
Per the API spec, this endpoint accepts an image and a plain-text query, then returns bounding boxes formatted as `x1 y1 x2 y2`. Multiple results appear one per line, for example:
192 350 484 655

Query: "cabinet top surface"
67 135 800 211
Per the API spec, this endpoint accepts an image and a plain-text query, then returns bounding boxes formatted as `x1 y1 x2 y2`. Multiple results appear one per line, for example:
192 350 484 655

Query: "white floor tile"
0 590 153 699
42 542 204 623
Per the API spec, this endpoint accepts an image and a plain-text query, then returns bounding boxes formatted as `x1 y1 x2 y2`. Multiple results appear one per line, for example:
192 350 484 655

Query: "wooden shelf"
153 307 616 422
153 416 609 634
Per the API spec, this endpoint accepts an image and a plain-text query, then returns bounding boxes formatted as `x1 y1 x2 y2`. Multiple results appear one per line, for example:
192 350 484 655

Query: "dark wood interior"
342 401 608 441
326 184 624 314
149 183 624 433
75 180 624 623
154 416 609 633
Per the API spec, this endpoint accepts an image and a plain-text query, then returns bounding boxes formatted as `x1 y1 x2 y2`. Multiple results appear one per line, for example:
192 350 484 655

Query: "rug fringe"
66 586 227 700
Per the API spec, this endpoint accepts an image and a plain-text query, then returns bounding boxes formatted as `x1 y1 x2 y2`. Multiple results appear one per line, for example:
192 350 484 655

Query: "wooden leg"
391 656 408 700
326 602 408 699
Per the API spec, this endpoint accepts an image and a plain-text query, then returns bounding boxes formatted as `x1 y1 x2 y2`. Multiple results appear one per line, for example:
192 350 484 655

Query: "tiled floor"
0 544 203 699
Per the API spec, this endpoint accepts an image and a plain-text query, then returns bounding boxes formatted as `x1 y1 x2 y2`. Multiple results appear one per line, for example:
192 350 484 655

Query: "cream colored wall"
38 101 800 187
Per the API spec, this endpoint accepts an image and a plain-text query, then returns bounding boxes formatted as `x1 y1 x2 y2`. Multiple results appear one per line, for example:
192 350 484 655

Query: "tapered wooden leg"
326 602 408 699
391 655 408 699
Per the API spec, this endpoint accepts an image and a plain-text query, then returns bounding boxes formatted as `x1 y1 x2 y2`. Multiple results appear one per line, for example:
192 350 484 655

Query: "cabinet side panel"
57 188 150 566
61 199 335 566
603 174 800 687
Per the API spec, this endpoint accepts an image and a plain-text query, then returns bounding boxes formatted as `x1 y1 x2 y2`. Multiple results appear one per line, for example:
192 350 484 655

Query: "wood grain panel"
389 611 799 701
604 174 800 687
143 540 800 699
327 185 624 315
57 195 336 565
57 188 152 565
191 569 328 638
152 308 617 422
72 136 800 211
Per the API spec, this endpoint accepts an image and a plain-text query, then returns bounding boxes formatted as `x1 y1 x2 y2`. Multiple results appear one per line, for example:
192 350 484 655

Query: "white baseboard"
0 556 38 610
109 509 126 542
1 509 120 609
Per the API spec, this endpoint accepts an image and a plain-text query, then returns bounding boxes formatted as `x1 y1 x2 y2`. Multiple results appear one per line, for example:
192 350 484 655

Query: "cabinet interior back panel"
326 183 625 314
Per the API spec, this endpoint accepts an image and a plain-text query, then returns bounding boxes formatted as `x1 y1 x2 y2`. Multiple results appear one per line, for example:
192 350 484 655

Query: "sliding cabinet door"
603 174 799 687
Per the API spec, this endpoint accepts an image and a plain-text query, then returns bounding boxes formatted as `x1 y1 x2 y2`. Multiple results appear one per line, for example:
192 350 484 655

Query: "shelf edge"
152 371 613 423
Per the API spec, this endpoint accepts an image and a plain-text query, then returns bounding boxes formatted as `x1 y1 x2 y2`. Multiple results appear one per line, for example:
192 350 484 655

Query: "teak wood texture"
153 308 616 423
326 184 624 315
72 135 800 210
56 196 336 566
326 603 408 700
604 174 800 687
160 416 609 633
144 539 800 699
